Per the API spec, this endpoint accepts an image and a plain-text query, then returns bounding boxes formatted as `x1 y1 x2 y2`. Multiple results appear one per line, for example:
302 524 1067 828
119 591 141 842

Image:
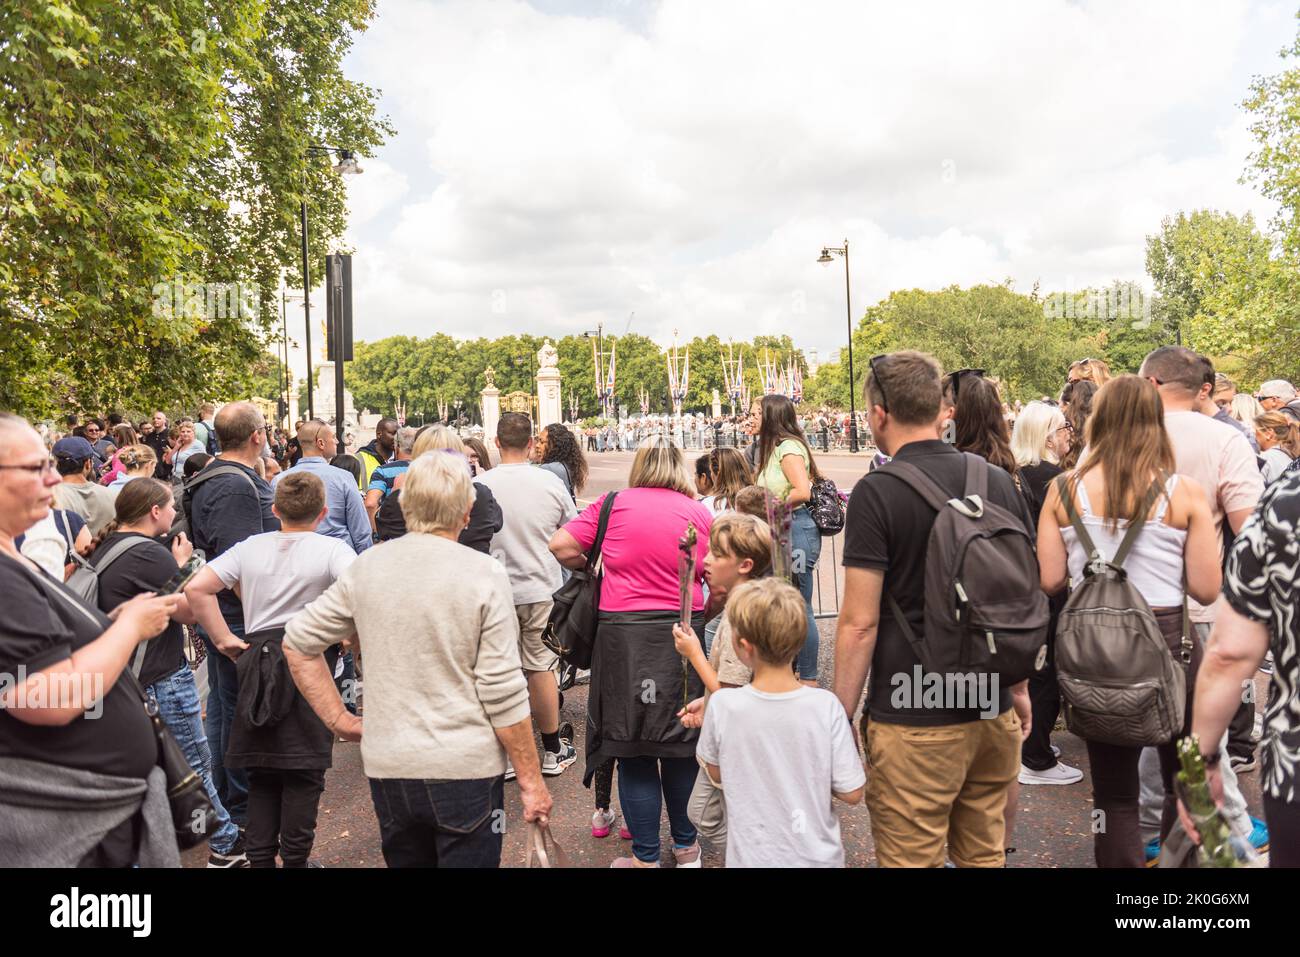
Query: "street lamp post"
817 239 858 452
300 145 362 424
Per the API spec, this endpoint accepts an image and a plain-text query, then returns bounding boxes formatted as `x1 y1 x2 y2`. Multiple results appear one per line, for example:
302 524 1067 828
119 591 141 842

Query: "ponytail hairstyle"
117 443 157 475
1255 411 1300 459
92 477 174 551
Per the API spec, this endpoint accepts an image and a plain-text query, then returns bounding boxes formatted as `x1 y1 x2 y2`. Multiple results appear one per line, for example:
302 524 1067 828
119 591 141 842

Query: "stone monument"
536 340 562 428
480 365 501 442
312 319 359 437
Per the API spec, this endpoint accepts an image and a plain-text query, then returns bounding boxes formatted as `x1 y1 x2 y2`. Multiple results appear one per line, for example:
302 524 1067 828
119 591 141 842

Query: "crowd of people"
2 345 1298 869
575 408 868 453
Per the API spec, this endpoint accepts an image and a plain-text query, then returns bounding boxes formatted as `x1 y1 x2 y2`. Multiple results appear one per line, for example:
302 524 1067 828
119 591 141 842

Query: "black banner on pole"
325 253 353 363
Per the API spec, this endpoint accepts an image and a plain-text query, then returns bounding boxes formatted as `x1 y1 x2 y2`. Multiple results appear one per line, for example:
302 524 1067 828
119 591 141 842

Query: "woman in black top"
1009 400 1080 789
0 414 179 866
91 478 246 866
375 426 502 551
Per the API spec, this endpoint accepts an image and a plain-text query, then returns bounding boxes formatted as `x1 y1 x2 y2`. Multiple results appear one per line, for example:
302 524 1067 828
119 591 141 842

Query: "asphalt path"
184 448 1268 868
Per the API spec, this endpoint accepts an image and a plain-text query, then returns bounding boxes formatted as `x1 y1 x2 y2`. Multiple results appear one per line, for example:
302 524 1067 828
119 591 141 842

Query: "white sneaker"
504 760 516 782
1018 761 1083 785
541 741 578 776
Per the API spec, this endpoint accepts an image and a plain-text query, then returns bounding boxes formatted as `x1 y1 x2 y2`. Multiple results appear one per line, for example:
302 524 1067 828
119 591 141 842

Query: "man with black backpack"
187 401 280 830
833 351 1038 868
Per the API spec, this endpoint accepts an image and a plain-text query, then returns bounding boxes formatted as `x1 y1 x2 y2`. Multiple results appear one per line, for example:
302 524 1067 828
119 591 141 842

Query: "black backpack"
878 453 1049 685
180 464 260 547
541 492 617 670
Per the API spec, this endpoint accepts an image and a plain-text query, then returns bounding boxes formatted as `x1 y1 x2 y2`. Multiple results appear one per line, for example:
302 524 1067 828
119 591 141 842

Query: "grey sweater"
284 533 530 780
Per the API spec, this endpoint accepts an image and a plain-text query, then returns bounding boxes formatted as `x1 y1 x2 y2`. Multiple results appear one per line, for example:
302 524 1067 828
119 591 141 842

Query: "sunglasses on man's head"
868 354 889 413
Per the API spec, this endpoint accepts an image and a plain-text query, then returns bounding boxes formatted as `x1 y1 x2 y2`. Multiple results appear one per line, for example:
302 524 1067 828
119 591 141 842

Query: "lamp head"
817 248 833 263
333 150 363 176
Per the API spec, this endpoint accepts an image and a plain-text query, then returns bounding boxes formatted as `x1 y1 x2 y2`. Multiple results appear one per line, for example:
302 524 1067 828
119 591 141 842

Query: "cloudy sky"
305 0 1291 366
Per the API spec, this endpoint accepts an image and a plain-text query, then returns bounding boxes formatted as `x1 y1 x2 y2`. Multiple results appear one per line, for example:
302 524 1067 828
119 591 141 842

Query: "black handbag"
17 561 218 849
125 669 219 850
541 492 617 670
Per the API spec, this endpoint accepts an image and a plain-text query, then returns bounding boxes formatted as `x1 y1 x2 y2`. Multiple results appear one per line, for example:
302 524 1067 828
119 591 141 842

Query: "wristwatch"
1201 749 1222 768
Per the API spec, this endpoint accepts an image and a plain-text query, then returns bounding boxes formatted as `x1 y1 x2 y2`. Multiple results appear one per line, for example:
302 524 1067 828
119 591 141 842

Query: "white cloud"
315 0 1289 367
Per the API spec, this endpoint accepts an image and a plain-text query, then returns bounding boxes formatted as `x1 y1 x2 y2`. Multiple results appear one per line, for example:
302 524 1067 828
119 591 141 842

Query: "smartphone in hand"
158 555 205 595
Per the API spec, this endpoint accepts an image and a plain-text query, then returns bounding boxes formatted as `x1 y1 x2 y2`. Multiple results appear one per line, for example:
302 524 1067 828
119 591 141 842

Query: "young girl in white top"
1037 374 1220 868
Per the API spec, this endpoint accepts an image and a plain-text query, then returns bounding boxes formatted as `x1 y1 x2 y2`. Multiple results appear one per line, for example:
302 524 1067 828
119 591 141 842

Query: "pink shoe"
592 808 616 838
619 826 633 840
610 856 658 868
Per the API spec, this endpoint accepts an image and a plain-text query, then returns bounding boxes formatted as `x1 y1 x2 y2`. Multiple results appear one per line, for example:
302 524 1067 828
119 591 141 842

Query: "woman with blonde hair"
550 435 713 868
1069 357 1112 386
1254 411 1300 485
105 444 158 495
1230 393 1264 433
1009 400 1083 787
1038 375 1221 867
99 423 140 486
375 426 503 550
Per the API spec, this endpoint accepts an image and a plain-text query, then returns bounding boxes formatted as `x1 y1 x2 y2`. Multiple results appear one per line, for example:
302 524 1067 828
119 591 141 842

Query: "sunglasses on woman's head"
947 368 986 402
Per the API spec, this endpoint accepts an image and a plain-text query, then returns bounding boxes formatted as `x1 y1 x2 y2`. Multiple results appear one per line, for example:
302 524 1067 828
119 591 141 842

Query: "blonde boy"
673 512 771 850
695 579 865 867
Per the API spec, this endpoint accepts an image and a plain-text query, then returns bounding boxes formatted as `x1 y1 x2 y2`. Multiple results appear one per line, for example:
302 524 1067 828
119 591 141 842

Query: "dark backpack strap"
91 535 150 574
962 452 989 500
884 590 928 665
1110 479 1164 569
587 492 619 571
876 459 957 513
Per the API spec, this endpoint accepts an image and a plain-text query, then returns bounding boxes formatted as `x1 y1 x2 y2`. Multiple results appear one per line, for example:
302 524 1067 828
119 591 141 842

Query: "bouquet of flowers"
1174 735 1254 867
677 523 698 708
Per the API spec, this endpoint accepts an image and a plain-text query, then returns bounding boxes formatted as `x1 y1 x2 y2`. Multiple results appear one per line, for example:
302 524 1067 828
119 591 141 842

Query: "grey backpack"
66 536 149 607
879 453 1049 685
1054 475 1191 747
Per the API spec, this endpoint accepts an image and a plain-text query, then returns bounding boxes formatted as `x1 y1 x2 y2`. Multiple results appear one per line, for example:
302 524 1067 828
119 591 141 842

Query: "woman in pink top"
551 436 712 868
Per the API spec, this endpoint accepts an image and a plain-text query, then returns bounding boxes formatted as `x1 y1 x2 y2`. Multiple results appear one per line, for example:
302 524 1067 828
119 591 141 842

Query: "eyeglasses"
869 354 889 413
947 368 986 402
0 457 58 475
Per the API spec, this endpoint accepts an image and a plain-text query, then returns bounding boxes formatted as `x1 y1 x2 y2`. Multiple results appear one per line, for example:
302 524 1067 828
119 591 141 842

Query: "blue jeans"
200 623 249 826
790 505 822 680
147 664 241 854
368 776 504 867
617 755 698 863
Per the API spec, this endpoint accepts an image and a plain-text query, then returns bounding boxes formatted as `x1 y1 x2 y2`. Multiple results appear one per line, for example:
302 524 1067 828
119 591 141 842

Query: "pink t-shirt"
564 487 713 612
1163 410 1264 623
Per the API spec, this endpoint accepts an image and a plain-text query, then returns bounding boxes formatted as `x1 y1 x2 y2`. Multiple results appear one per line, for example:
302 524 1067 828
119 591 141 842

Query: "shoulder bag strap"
962 452 989 500
587 492 619 573
93 535 151 574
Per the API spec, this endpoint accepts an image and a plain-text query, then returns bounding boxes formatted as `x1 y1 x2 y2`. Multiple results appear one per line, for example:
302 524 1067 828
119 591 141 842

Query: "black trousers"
1022 614 1062 771
245 768 326 868
1226 698 1256 762
594 758 615 810
1265 794 1300 868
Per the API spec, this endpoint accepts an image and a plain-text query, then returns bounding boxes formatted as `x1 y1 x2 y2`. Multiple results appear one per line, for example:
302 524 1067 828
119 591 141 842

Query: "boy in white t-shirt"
695 578 865 867
185 472 356 868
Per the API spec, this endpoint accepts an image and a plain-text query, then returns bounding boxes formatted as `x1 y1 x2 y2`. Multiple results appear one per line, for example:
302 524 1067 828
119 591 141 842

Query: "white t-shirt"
474 463 577 605
207 530 357 633
697 685 865 868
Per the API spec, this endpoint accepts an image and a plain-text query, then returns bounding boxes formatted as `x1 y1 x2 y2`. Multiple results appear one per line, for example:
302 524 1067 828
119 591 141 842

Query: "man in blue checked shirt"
275 420 373 554
364 425 416 531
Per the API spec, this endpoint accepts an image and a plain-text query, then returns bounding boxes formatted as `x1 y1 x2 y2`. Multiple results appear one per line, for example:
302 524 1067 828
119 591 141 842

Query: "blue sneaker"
1248 817 1269 854
1144 836 1160 867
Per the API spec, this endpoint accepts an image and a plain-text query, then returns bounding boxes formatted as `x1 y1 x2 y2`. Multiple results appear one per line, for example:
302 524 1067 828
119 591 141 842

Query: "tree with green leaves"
0 0 391 420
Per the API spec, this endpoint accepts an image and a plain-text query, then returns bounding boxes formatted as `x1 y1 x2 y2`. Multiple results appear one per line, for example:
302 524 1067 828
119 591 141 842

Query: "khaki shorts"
516 600 557 673
687 764 727 848
862 709 1021 868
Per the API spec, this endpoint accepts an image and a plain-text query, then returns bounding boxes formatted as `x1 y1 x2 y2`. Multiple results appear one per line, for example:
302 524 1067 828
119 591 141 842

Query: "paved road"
185 449 1268 868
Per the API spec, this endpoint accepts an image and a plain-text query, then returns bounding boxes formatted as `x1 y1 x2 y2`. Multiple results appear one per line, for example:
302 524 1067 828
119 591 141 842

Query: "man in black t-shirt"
832 351 1032 868
188 402 279 828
